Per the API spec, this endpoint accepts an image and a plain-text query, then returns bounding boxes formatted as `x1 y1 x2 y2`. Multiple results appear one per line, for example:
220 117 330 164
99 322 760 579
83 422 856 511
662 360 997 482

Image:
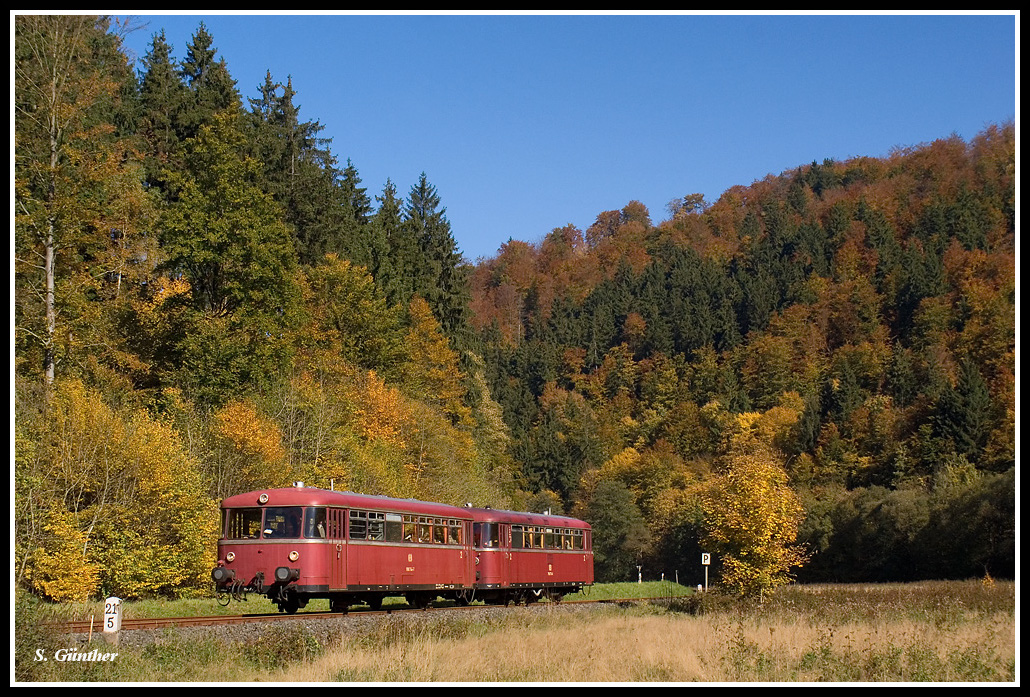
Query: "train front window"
474 522 499 548
226 508 263 539
263 507 303 539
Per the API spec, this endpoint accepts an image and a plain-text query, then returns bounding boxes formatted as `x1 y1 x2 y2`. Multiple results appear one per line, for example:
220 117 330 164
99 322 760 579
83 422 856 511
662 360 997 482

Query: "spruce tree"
177 23 240 141
403 173 471 346
370 178 406 301
934 359 993 461
245 72 353 267
137 29 186 187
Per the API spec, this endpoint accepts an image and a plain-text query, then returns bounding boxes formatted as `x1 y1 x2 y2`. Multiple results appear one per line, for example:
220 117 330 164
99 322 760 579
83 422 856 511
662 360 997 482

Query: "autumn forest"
14 17 1015 602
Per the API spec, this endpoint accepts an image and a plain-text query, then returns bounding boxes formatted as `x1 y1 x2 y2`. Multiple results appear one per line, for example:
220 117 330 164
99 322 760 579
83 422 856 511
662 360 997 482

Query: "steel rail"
53 596 680 634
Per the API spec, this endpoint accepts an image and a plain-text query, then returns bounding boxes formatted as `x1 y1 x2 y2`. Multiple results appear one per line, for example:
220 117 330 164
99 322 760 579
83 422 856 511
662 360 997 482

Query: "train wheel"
279 596 300 615
330 597 349 613
365 596 383 611
406 592 429 610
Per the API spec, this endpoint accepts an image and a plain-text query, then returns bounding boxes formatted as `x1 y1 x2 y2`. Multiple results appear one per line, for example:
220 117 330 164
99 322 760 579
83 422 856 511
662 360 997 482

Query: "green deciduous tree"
15 15 155 389
576 478 650 582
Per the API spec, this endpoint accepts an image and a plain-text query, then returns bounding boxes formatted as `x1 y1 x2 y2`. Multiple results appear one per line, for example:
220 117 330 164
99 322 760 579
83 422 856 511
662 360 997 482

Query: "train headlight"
288 550 299 562
258 493 269 504
212 567 235 583
226 552 235 563
275 567 300 583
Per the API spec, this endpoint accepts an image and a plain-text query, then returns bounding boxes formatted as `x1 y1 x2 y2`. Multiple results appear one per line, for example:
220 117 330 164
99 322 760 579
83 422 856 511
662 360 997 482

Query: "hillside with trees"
14 17 1014 601
470 124 1015 587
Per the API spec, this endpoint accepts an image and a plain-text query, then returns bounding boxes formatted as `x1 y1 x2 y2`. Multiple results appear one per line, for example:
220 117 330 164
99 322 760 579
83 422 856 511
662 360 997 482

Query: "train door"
327 507 347 590
463 519 474 587
500 523 511 587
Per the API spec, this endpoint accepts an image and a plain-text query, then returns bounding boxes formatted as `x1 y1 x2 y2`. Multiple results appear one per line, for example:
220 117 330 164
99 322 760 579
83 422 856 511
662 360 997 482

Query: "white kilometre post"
103 597 122 645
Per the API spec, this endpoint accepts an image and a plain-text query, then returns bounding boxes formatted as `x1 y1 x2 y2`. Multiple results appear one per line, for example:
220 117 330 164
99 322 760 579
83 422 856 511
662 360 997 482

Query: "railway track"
59 608 397 633
56 596 671 634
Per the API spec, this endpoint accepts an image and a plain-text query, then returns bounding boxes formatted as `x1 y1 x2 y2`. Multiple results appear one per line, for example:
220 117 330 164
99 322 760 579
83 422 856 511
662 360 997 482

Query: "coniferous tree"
245 73 351 266
370 178 407 301
177 23 240 140
404 173 471 346
934 359 993 461
137 29 186 188
159 111 299 404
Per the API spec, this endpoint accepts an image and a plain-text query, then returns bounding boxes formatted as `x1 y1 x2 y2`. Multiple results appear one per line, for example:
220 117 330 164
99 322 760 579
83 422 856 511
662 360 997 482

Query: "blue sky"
116 12 1017 263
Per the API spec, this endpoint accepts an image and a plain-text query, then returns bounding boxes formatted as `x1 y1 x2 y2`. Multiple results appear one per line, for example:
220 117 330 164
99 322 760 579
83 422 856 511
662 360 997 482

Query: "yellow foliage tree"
27 507 101 602
701 418 808 598
350 369 409 447
402 296 473 427
18 379 215 600
209 398 290 498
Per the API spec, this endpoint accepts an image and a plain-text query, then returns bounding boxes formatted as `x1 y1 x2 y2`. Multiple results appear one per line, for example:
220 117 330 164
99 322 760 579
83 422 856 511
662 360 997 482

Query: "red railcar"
211 485 593 613
470 507 594 606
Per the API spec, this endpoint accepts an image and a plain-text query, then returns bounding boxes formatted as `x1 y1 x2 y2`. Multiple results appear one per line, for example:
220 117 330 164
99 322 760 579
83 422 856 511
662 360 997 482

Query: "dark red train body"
211 485 593 613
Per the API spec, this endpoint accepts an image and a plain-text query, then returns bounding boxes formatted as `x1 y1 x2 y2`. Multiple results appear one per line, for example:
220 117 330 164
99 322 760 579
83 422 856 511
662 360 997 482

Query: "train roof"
221 487 473 518
466 506 591 530
220 487 590 529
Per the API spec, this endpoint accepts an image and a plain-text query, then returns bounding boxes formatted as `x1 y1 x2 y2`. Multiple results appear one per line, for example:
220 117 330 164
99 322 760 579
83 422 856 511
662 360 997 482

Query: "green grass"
567 580 694 601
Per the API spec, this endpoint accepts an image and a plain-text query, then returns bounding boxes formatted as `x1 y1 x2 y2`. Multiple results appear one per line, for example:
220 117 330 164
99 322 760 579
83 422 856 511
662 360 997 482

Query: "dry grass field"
276 580 1016 683
17 579 1016 683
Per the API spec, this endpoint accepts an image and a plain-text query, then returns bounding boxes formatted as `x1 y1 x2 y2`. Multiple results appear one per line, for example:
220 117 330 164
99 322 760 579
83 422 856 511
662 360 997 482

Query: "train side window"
511 525 524 549
368 512 385 541
385 513 403 541
403 515 416 542
227 508 263 539
349 510 368 540
448 520 462 544
433 518 446 544
304 507 327 538
417 517 432 544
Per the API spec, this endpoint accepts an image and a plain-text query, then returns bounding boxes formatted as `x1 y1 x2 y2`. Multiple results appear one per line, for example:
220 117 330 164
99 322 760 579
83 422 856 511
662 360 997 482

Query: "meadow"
16 579 1016 683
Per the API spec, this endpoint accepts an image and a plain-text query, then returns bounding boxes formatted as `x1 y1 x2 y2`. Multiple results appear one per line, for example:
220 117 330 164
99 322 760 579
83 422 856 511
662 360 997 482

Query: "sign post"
701 553 711 592
103 597 122 645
